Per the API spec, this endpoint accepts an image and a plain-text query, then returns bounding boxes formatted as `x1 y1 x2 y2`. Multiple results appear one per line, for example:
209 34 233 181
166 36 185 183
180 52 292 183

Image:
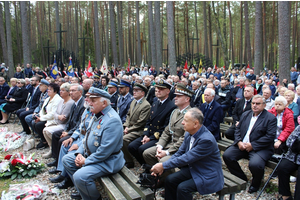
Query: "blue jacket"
0 83 9 100
117 93 134 123
163 126 224 195
291 71 298 82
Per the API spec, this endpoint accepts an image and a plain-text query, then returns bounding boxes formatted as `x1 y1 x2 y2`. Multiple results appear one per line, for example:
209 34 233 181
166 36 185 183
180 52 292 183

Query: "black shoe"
47 160 57 167
278 196 293 200
49 174 65 183
0 120 9 124
71 191 82 199
48 168 60 174
125 162 134 168
36 142 48 149
55 178 74 189
248 185 259 193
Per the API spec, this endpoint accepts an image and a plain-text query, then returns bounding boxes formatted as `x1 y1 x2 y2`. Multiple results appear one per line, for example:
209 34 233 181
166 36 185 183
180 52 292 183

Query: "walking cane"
256 154 285 200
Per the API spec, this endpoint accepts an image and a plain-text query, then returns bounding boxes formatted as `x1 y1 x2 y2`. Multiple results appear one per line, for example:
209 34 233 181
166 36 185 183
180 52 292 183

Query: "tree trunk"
155 1 162 70
118 2 124 67
263 2 267 67
136 1 142 66
278 1 290 82
194 2 199 54
254 1 263 74
239 2 243 65
291 2 297 66
128 2 132 64
13 2 22 65
227 2 234 65
105 2 109 65
4 2 14 77
148 1 156 68
94 1 101 68
0 3 8 66
244 1 252 68
75 2 79 57
20 1 31 67
55 1 60 49
36 2 46 69
298 2 300 58
203 2 209 59
109 1 118 66
208 3 213 61
167 1 176 74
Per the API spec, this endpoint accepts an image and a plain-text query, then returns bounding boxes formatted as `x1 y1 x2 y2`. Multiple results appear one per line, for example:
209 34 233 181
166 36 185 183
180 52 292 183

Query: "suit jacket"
123 97 151 135
232 98 252 124
117 93 134 123
143 97 177 141
7 86 17 99
200 100 223 141
110 91 119 111
234 109 277 160
191 89 202 107
4 86 28 112
157 106 191 154
0 83 9 100
231 86 244 101
146 86 155 105
28 86 42 109
163 126 224 195
65 97 85 135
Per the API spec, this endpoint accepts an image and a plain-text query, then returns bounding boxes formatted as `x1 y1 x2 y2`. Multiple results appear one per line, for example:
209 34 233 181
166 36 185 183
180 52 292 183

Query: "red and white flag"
246 64 250 73
127 58 130 72
184 60 188 70
100 57 108 75
85 60 93 77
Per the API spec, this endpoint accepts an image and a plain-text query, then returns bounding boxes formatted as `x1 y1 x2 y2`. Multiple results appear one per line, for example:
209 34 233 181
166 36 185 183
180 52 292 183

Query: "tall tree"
0 3 8 66
75 2 79 57
155 1 162 69
93 1 101 68
20 1 31 67
291 2 297 66
254 1 263 75
203 2 209 58
117 2 124 66
263 2 267 67
55 1 60 49
194 2 199 53
227 2 234 65
136 1 142 66
109 1 118 66
105 2 109 65
4 1 14 77
148 1 156 68
128 2 132 63
278 1 290 82
239 2 243 65
244 1 252 68
167 1 176 75
13 2 22 64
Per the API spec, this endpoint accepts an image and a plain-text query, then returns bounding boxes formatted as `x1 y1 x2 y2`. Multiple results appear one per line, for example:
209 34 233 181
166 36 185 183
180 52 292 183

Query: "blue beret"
107 81 118 88
88 87 111 99
40 79 50 86
119 80 131 88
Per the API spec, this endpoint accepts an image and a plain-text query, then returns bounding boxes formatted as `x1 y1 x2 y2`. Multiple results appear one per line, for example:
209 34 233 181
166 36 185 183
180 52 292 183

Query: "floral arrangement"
0 130 31 152
0 153 45 180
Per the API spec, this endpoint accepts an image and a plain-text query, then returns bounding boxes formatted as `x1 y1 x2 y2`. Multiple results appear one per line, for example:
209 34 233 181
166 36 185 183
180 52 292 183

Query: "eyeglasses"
69 90 77 92
251 102 263 105
17 82 21 84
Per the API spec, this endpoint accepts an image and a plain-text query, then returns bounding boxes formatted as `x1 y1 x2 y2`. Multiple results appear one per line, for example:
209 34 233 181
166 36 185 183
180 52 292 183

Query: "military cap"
133 83 148 93
40 79 50 86
174 83 195 97
88 87 111 99
155 79 172 90
94 75 100 79
119 80 131 88
107 81 118 88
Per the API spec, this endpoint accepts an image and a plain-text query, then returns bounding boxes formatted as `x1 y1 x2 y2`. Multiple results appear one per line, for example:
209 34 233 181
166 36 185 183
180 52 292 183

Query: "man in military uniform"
49 97 93 189
92 74 102 88
107 80 119 111
122 83 151 168
63 87 124 200
143 83 193 166
128 80 176 165
117 79 134 123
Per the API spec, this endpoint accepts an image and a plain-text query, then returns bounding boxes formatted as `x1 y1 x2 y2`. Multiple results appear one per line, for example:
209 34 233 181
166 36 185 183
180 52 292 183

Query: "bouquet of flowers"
0 152 45 180
0 130 31 152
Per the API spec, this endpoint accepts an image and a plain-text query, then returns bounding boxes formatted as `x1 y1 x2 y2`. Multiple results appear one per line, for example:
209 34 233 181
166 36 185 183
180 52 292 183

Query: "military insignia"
94 141 99 147
97 125 101 129
95 136 98 140
144 128 148 131
154 132 160 139
152 111 154 114
159 80 164 84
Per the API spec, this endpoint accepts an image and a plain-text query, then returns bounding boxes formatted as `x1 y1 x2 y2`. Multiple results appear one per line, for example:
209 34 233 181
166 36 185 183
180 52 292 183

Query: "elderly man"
117 80 134 123
223 95 277 193
263 87 275 110
200 88 223 141
151 108 224 200
191 81 201 107
63 87 124 200
107 81 119 111
128 80 176 165
122 83 151 168
82 78 93 97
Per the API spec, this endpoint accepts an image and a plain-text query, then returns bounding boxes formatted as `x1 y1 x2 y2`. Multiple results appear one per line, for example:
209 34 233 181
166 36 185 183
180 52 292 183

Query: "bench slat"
100 176 127 200
223 170 247 190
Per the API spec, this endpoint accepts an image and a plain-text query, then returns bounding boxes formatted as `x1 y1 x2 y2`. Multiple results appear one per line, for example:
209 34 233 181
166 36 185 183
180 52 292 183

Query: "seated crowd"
1 64 300 200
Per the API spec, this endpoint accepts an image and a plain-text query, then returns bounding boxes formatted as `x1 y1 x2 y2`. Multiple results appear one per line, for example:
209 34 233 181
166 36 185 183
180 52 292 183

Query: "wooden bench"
224 117 233 125
220 123 231 137
99 166 154 200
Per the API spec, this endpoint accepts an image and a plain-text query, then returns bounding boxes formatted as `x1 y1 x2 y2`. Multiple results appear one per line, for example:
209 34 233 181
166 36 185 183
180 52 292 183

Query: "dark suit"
191 89 202 107
223 109 277 188
3 86 28 113
200 100 223 141
17 86 42 134
0 83 9 100
52 97 85 160
231 86 244 101
128 97 176 164
225 98 252 140
110 91 119 111
146 86 155 105
117 93 134 123
164 127 224 199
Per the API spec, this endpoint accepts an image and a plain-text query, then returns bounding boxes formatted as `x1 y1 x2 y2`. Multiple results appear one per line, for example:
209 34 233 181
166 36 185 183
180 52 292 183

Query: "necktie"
243 100 249 111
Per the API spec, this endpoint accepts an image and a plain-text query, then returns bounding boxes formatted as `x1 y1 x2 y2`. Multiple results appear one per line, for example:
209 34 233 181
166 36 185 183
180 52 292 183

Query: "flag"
198 59 202 74
184 59 188 70
67 58 74 77
127 57 131 72
141 59 144 68
228 63 232 70
85 60 93 77
50 59 58 79
223 65 226 71
100 57 108 75
246 64 250 73
295 63 297 70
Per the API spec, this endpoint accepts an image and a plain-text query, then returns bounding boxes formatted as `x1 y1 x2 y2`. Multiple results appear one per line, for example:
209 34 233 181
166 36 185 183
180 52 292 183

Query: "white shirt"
189 136 195 150
242 113 262 143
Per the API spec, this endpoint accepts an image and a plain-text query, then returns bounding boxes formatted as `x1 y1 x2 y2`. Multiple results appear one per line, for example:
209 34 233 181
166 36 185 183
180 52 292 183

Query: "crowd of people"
0 62 300 200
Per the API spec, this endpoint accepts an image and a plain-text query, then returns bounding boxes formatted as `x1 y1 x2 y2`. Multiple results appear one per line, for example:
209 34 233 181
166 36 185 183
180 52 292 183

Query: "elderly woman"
277 125 300 200
13 66 25 79
268 96 295 155
0 79 28 124
33 83 62 149
42 83 74 158
284 90 299 125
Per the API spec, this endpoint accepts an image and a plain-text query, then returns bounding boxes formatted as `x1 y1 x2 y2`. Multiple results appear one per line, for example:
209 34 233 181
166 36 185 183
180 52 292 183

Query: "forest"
0 1 297 82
